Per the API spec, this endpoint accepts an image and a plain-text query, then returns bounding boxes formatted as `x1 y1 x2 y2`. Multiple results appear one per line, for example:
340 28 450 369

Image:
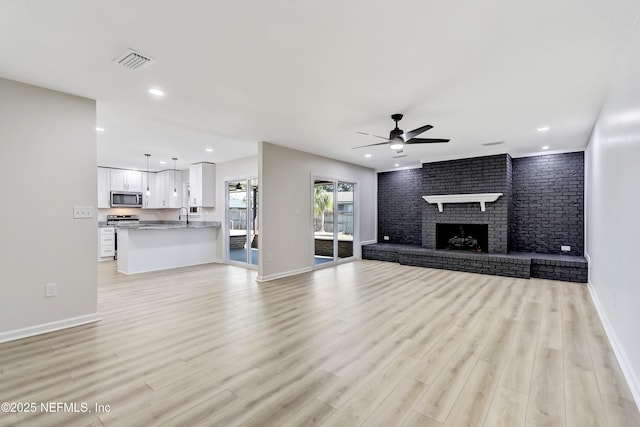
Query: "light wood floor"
1 260 638 426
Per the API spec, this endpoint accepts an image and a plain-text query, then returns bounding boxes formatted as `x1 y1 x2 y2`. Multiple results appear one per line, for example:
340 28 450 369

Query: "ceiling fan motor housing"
390 128 404 140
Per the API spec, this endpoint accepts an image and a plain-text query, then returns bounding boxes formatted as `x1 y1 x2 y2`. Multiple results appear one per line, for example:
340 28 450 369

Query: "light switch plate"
73 206 94 218
561 245 571 252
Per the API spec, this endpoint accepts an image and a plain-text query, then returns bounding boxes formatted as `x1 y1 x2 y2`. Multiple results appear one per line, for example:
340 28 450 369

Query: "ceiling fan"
353 113 449 153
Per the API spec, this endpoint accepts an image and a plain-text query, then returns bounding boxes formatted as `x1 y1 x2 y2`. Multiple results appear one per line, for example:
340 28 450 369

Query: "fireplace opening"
436 223 489 253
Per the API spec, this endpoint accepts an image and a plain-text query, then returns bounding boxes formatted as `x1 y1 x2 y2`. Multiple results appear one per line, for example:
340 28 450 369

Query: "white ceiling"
1 0 639 172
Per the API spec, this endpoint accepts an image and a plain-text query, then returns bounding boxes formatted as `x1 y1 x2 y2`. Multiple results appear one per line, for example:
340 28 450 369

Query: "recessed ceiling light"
537 126 550 132
394 163 400 167
205 148 214 152
364 153 372 158
149 88 164 97
542 145 550 150
95 127 105 132
159 161 167 164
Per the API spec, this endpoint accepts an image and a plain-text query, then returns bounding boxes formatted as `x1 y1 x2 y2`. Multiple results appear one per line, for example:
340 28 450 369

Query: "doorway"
226 178 259 267
313 178 356 265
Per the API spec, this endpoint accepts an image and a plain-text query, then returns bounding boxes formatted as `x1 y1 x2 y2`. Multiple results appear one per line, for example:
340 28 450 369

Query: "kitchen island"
116 223 220 274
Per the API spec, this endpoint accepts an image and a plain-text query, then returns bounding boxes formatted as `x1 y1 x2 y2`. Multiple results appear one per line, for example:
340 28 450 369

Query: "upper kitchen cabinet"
153 170 183 209
164 169 183 209
189 162 215 207
111 169 142 192
142 172 155 208
97 167 111 208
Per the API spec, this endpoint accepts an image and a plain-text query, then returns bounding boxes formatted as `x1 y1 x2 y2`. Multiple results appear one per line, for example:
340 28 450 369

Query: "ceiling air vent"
113 49 156 71
482 141 505 146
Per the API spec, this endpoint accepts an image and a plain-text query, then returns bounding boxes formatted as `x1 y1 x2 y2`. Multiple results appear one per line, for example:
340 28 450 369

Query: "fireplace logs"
447 235 480 252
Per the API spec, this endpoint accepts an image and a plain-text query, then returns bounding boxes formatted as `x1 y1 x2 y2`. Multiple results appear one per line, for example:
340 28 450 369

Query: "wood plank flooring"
0 260 638 426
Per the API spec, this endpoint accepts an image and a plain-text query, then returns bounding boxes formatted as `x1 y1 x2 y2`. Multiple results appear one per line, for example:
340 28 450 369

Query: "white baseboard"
256 266 312 282
0 313 101 344
360 239 377 246
587 280 640 410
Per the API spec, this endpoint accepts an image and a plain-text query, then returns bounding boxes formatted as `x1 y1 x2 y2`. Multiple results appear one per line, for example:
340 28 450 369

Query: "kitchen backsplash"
98 207 217 222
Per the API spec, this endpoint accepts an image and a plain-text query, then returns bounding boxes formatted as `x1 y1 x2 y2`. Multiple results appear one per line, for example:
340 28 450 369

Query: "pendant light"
172 158 178 197
144 153 151 196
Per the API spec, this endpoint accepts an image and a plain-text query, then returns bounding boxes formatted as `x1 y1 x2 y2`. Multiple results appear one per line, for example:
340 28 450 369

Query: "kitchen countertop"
99 221 221 229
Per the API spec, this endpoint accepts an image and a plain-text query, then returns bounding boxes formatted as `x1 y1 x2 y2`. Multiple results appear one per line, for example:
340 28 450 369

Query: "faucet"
178 207 190 224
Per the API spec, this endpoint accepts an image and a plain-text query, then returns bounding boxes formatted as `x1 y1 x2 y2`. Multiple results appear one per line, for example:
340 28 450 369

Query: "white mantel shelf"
422 193 503 212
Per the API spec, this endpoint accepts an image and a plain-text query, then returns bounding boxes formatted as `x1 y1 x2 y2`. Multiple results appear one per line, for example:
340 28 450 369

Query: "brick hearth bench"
361 244 588 283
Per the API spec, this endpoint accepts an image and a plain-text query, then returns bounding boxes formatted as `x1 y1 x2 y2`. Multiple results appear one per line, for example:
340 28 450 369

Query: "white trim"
360 239 377 246
422 193 503 212
0 313 101 344
256 266 312 282
587 280 640 410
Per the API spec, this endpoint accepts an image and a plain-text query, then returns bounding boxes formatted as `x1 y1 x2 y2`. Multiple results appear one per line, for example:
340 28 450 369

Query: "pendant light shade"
145 153 151 196
172 158 178 197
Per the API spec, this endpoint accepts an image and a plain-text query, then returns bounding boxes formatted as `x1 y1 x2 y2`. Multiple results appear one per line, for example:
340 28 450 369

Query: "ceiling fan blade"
403 124 433 141
356 131 389 140
351 141 391 149
406 138 450 144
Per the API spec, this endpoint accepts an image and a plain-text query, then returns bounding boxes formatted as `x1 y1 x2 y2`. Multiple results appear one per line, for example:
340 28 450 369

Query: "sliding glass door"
227 178 258 267
313 179 355 265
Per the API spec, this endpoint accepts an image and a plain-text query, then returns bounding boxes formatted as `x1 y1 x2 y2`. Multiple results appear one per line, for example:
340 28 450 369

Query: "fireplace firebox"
436 223 489 253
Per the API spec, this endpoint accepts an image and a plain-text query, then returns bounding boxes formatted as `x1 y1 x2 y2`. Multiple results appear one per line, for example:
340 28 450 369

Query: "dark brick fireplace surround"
366 152 587 282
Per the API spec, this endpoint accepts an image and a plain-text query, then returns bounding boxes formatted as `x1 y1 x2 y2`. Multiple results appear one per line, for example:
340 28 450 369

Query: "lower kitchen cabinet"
98 227 115 260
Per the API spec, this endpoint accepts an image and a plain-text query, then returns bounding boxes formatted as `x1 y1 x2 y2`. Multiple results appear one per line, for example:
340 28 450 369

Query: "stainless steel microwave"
110 191 143 208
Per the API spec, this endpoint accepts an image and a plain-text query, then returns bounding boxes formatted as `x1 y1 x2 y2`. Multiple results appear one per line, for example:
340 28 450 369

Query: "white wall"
585 21 640 405
259 142 376 281
0 78 99 341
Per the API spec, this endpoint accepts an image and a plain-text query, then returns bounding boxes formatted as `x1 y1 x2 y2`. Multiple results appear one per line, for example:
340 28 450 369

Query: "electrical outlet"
45 283 57 297
561 245 571 252
383 236 390 241
73 206 94 219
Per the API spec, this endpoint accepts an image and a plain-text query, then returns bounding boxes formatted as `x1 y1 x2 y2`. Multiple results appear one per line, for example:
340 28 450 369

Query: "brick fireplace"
422 154 511 253
370 151 587 282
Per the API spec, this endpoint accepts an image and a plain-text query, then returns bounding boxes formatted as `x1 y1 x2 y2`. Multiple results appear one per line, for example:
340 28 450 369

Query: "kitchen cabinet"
142 172 156 208
111 169 142 192
98 227 115 259
156 169 182 208
170 170 183 208
189 163 215 207
97 167 111 208
142 170 183 209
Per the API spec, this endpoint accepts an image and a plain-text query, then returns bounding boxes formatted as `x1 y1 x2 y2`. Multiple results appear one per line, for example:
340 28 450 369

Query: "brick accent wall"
376 152 585 259
422 154 511 253
510 152 584 255
377 168 423 245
